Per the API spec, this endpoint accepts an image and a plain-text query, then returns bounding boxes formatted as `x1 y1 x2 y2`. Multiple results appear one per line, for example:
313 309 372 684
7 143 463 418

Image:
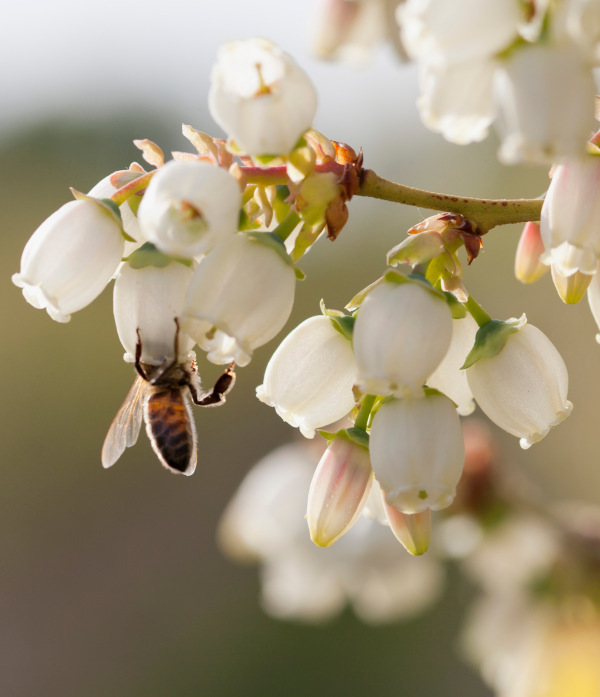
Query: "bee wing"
101 377 145 469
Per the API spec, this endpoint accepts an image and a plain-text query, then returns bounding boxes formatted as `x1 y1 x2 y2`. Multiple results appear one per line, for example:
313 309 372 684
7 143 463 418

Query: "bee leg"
134 328 149 381
191 362 236 407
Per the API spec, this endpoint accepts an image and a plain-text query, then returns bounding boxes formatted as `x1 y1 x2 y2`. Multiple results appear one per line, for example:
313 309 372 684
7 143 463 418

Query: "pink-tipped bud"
515 222 548 284
383 497 432 556
307 436 373 547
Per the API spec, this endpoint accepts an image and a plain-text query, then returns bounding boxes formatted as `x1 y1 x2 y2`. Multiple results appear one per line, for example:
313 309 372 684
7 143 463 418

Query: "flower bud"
307 434 373 547
182 233 296 367
426 313 478 416
515 222 548 284
353 279 453 398
540 157 600 276
256 315 358 437
466 318 572 448
383 502 432 556
369 392 465 514
208 38 318 156
137 160 241 258
12 199 124 322
551 263 593 304
113 252 195 365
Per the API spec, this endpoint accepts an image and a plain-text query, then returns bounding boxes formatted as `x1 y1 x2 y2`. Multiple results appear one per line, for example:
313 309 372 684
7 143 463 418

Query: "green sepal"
445 292 467 319
125 242 193 269
316 427 369 451
70 189 130 239
384 269 449 302
461 316 525 369
294 267 306 281
320 299 354 340
238 208 254 232
246 232 293 267
345 276 385 312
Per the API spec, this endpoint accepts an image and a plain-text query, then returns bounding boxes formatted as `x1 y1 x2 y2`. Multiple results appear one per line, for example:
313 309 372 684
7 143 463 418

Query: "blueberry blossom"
181 232 296 367
12 198 124 323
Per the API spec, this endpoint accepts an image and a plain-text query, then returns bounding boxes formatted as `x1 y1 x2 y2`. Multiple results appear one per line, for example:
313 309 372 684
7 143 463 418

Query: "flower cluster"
12 38 361 474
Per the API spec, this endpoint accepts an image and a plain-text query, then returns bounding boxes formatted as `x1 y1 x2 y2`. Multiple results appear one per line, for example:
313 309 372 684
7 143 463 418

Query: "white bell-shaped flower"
416 58 497 145
137 160 241 258
400 0 521 65
369 392 465 514
466 319 572 448
495 43 596 165
307 434 373 547
208 38 318 156
353 279 453 398
113 254 195 365
182 233 296 367
12 199 124 323
256 315 358 437
540 156 600 276
426 313 478 416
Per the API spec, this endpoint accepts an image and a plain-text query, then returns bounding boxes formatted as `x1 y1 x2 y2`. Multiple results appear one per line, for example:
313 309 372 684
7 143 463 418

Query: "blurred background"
2 2 600 696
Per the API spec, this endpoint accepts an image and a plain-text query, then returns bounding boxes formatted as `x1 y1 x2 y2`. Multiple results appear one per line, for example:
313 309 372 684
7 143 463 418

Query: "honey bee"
102 319 235 475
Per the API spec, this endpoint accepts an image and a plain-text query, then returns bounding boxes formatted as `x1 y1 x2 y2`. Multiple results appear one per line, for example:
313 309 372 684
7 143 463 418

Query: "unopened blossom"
256 315 358 437
137 160 241 258
426 313 478 416
540 156 600 276
353 279 453 398
495 43 596 164
369 392 465 514
466 317 572 449
12 199 124 323
515 221 549 284
551 261 593 304
208 38 318 156
182 233 296 367
218 441 444 624
113 253 195 365
383 502 432 555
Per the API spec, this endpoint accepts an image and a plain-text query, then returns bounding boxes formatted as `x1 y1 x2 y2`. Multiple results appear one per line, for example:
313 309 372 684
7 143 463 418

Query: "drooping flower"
353 278 453 398
208 38 318 156
182 232 296 367
12 199 124 323
88 174 143 251
136 159 241 258
369 391 466 514
256 315 358 437
426 313 478 416
465 316 572 448
495 43 596 165
113 249 195 365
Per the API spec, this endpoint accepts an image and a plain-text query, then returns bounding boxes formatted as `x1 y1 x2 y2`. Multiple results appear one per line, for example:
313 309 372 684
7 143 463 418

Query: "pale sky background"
0 0 418 147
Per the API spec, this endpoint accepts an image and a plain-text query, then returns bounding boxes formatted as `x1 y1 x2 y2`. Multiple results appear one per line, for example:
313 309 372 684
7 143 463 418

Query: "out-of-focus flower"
12 199 124 323
426 313 478 416
369 392 465 514
515 221 549 285
137 160 241 258
586 266 600 342
208 38 318 156
466 317 572 448
182 233 296 367
495 43 596 165
353 279 453 398
540 156 600 277
256 315 358 438
218 441 444 623
113 251 195 365
312 0 400 66
307 434 373 547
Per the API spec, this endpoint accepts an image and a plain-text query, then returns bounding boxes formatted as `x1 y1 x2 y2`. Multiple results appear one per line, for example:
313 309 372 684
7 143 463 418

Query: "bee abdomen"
144 388 197 475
